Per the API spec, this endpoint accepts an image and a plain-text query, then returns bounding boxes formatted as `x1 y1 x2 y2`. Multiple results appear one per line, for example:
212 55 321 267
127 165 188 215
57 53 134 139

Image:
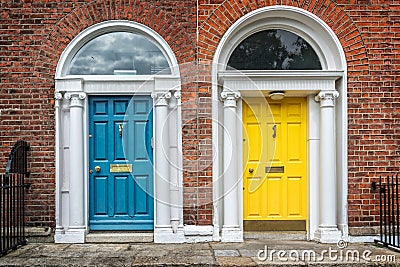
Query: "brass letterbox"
110 164 132 173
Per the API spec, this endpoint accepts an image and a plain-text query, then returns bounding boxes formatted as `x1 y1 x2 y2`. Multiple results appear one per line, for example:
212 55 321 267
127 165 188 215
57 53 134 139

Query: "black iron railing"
0 140 30 256
372 174 400 251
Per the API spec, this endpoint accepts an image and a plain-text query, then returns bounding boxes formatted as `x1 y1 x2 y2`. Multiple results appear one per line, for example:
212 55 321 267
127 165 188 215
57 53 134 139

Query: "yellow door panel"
247 124 262 162
287 103 302 119
243 97 307 221
246 176 264 218
287 176 302 216
287 123 302 162
267 176 282 217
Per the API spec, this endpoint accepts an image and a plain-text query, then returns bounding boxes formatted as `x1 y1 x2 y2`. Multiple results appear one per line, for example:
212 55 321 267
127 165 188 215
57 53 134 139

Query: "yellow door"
243 97 307 223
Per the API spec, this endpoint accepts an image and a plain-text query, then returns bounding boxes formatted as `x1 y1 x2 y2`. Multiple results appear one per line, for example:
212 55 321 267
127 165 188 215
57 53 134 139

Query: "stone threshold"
86 232 153 243
244 231 307 241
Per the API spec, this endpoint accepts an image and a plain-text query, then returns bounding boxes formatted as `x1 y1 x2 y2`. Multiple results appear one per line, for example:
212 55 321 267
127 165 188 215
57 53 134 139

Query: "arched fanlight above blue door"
227 29 322 70
67 31 171 75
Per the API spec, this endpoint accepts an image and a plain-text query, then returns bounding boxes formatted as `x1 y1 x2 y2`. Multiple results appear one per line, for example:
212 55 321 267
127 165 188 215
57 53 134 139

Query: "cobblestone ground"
0 239 399 266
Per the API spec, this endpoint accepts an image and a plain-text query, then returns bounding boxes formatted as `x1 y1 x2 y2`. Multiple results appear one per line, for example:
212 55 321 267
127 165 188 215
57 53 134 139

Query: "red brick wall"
1 0 399 232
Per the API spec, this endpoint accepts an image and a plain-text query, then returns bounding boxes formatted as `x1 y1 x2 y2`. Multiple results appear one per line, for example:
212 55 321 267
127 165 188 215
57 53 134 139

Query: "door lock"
95 166 101 172
249 168 254 173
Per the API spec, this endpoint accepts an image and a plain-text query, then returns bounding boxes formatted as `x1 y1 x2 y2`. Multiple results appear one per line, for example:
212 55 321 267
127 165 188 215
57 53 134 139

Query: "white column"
220 90 243 242
54 92 64 236
152 91 173 243
314 90 342 243
64 92 86 243
307 96 320 241
168 91 185 241
167 91 185 242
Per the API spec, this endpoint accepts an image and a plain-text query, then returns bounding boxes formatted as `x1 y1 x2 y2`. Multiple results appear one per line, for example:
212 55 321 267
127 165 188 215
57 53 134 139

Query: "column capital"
315 90 339 107
54 92 63 108
173 91 181 100
54 92 63 101
220 91 241 108
151 91 172 106
173 91 181 106
65 92 86 108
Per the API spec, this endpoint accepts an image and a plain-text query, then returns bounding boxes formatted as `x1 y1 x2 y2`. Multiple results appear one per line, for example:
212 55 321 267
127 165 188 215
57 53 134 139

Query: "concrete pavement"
0 236 399 266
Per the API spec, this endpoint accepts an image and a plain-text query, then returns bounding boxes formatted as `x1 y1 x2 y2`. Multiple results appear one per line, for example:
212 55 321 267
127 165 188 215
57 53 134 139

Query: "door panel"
243 97 306 222
89 96 154 230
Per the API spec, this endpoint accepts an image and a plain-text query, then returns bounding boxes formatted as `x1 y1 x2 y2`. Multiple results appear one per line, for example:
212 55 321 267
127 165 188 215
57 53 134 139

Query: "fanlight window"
67 32 171 75
227 29 322 70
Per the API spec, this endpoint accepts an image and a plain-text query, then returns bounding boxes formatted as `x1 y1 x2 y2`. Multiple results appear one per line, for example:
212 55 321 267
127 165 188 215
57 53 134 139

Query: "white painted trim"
54 21 183 244
307 96 320 240
55 77 181 95
212 5 348 243
219 71 342 94
218 70 343 78
56 21 180 78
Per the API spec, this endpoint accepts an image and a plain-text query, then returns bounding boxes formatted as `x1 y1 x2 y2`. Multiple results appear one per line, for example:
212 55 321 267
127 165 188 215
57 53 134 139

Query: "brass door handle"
95 166 101 172
249 168 254 173
272 125 277 138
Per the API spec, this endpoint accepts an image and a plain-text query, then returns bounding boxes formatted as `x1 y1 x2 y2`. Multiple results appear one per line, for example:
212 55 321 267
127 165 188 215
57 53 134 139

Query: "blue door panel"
94 122 108 160
115 176 128 214
94 101 108 114
93 176 108 215
134 175 149 214
134 121 147 160
89 95 154 230
114 100 129 115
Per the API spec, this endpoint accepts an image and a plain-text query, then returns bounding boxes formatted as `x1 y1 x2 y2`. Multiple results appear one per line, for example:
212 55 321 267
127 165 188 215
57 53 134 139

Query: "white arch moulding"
211 5 349 243
54 20 185 243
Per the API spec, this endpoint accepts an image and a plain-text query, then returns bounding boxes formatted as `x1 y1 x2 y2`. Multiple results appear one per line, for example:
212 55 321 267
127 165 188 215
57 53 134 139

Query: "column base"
54 228 86 243
213 224 221 242
184 225 214 243
221 226 243 242
314 226 342 243
154 226 186 243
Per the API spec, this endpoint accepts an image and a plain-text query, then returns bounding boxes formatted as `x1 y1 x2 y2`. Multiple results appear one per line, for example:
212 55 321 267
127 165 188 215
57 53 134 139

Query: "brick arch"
32 0 194 81
198 0 369 72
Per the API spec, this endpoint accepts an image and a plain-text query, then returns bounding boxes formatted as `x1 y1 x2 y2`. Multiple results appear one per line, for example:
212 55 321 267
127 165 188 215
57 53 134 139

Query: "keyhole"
272 125 277 138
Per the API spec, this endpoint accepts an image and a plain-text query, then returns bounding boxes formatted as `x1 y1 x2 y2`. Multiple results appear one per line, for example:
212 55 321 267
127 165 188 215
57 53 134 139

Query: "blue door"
89 96 154 230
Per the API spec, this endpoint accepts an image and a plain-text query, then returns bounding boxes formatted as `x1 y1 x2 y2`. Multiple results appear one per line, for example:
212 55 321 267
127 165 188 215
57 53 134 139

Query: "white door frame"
53 21 185 243
211 6 348 243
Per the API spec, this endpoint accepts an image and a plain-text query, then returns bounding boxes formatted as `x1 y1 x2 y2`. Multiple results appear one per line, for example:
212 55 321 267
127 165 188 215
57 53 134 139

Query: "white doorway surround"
53 21 186 243
212 6 348 243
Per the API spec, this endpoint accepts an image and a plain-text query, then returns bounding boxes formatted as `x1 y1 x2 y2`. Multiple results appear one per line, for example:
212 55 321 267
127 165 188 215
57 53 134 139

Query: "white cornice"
218 70 343 92
218 70 344 80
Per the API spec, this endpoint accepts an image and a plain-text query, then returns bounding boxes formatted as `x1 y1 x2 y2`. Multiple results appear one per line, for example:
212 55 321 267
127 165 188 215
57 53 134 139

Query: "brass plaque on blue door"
110 164 132 173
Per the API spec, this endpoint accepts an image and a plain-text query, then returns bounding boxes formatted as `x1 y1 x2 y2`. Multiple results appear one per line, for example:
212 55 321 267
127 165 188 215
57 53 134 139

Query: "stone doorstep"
85 232 154 243
26 227 54 243
86 231 305 244
25 227 52 237
244 231 307 241
24 228 307 244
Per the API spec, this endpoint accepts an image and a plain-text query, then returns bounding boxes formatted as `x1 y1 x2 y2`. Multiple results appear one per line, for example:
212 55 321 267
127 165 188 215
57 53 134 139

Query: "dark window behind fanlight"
227 29 322 70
